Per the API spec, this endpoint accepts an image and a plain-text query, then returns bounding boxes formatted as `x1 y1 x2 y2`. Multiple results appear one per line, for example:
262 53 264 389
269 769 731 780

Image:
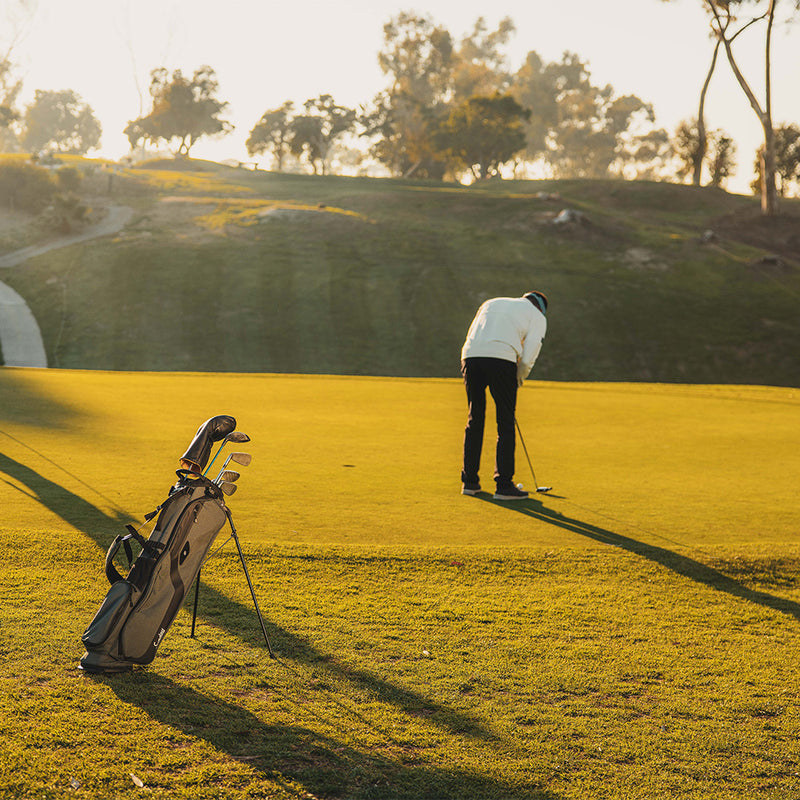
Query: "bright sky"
7 0 800 192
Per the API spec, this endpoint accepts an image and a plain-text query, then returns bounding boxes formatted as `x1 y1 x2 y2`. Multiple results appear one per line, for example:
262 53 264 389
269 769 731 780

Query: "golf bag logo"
153 627 166 648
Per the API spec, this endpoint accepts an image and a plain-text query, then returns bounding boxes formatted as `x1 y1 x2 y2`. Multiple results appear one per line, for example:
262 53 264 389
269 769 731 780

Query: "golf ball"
517 483 524 489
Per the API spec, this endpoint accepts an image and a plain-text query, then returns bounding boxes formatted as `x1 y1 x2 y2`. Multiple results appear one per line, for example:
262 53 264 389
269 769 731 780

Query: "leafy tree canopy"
21 88 101 155
246 101 294 170
436 93 529 180
287 95 356 175
125 65 232 156
512 51 663 179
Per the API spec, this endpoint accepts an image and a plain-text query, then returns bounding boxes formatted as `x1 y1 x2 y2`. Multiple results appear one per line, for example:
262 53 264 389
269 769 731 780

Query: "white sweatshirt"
461 296 547 383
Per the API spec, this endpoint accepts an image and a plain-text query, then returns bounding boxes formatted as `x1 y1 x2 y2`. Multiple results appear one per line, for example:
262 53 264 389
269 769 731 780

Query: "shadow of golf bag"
80 415 269 674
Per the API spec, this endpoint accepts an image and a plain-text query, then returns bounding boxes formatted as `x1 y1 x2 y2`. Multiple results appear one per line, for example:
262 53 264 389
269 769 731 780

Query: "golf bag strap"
104 528 161 584
124 524 162 553
105 534 128 585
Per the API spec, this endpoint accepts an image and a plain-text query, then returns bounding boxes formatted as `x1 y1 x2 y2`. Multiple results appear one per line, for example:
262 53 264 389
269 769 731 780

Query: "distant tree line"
2 5 800 213
246 15 676 183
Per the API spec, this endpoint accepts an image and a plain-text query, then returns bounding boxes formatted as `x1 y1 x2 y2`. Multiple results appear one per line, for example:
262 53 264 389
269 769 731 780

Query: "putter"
203 432 251 477
514 418 552 493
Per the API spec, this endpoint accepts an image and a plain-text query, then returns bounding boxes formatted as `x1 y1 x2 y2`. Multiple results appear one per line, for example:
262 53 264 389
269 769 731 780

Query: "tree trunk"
761 0 778 214
694 39 721 186
710 0 778 215
761 122 778 214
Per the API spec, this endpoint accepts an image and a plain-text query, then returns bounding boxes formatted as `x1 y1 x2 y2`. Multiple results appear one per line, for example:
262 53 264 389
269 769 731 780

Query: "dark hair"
524 291 548 314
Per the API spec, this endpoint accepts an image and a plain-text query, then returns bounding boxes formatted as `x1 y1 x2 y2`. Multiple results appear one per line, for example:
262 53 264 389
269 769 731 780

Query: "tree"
0 57 22 150
752 123 800 196
125 65 232 156
656 1 722 185
246 101 294 170
0 160 55 212
673 119 736 185
707 133 737 186
692 37 722 185
616 128 673 180
363 12 455 178
21 89 101 154
673 119 706 182
361 88 448 178
704 1 783 213
518 53 657 179
510 51 664 178
773 123 800 195
662 0 800 213
287 95 355 175
509 51 560 162
436 93 529 180
451 16 516 103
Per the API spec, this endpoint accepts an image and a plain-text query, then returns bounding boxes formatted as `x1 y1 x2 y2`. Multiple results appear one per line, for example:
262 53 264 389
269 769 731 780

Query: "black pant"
461 357 517 486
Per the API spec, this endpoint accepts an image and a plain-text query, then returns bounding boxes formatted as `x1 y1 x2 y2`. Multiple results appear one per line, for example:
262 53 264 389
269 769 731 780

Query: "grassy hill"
1 368 799 798
1 159 799 385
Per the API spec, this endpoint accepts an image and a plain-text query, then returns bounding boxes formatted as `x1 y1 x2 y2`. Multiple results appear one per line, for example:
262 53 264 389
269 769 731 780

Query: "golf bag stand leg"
191 569 201 638
226 506 275 658
187 509 275 658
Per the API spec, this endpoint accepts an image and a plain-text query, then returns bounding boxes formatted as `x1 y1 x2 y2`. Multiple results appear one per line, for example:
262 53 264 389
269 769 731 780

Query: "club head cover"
179 415 237 471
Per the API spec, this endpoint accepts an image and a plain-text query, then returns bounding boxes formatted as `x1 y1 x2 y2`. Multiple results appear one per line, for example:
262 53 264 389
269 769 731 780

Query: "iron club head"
219 481 238 496
201 430 251 476
218 452 252 474
215 469 241 484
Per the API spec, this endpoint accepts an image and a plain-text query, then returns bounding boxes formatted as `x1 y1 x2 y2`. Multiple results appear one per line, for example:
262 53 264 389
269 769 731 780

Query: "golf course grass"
1 367 798 799
3 159 800 386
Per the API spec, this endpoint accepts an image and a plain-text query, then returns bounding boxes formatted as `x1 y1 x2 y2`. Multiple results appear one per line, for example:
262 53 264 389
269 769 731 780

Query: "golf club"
219 481 237 496
218 451 252 473
203 432 251 477
514 418 552 493
214 469 240 485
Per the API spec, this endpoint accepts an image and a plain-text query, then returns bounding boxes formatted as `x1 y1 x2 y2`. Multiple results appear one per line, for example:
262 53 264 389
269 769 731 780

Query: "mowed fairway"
1 368 799 799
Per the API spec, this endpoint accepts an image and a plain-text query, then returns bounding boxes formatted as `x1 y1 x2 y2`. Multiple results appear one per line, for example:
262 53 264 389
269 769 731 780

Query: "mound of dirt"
709 208 800 264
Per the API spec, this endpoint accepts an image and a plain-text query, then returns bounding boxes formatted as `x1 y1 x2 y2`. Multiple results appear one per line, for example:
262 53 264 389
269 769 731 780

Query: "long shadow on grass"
2 452 496 747
189 579 496 743
104 671 560 800
480 495 800 621
0 374 83 429
0 451 131 551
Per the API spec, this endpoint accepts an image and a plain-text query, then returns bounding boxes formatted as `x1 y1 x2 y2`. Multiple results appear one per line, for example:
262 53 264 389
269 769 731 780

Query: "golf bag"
80 416 241 674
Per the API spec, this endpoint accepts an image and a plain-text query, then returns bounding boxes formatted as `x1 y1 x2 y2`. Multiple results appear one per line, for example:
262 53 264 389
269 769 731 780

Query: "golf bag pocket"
82 580 135 649
126 549 157 591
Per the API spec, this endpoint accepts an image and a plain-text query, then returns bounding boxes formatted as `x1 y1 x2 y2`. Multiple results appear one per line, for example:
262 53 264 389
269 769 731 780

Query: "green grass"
1 369 799 798
2 161 799 384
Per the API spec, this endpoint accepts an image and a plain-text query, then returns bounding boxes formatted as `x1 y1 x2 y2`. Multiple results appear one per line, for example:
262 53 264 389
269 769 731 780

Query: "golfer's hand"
517 376 523 387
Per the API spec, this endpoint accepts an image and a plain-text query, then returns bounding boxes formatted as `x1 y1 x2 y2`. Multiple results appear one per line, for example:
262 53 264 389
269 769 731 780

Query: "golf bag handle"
173 469 224 500
104 528 152 585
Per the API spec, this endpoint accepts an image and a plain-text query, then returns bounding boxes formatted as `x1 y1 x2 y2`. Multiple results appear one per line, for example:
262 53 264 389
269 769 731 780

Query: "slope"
1 161 798 385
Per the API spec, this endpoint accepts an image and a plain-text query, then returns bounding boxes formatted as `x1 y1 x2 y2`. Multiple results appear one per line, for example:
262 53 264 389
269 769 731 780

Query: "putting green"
0 368 797 556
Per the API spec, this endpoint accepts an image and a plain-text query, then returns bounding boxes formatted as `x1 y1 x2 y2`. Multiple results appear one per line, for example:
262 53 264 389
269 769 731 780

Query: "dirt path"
0 205 134 269
0 205 134 368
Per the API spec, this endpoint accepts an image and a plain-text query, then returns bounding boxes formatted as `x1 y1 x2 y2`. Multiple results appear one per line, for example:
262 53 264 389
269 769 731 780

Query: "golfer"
460 291 548 500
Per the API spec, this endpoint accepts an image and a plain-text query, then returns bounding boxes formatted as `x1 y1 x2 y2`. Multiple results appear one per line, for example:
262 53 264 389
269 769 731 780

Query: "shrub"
43 191 89 233
0 161 56 213
56 165 83 193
